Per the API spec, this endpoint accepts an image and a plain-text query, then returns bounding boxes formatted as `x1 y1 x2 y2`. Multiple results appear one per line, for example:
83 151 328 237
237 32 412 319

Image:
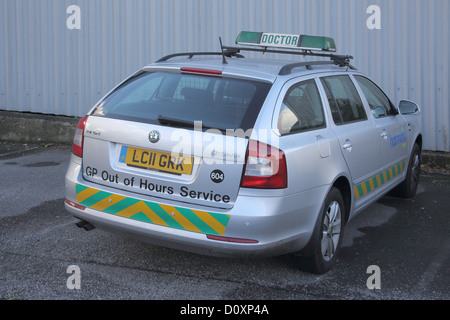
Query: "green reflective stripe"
75 184 89 194
372 176 379 189
365 180 372 192
74 184 230 235
356 184 364 197
103 198 140 215
130 211 153 223
381 172 387 184
176 207 219 235
209 211 231 228
145 202 184 230
354 160 407 200
80 190 111 207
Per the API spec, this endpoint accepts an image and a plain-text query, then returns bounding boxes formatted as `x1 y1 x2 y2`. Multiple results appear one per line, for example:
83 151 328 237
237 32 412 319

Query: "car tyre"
293 187 345 274
394 143 421 199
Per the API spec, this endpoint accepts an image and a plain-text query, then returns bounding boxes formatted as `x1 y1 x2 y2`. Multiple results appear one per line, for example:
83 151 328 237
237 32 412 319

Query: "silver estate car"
65 32 422 274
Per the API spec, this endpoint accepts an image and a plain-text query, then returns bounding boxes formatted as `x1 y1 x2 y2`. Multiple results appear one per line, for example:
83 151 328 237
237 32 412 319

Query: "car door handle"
342 140 352 152
380 130 388 140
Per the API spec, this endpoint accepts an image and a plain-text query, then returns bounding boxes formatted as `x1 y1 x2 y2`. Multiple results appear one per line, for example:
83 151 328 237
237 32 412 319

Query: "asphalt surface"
0 142 448 305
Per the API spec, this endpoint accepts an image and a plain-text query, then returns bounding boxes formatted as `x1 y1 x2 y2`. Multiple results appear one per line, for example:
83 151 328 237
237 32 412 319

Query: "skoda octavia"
65 32 422 274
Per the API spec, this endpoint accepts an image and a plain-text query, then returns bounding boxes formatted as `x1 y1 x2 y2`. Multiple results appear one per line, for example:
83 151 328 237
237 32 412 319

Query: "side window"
277 79 325 135
320 75 367 125
354 75 396 118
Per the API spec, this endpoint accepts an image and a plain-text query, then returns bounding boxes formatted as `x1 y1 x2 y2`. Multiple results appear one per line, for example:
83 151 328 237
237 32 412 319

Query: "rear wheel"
293 187 345 274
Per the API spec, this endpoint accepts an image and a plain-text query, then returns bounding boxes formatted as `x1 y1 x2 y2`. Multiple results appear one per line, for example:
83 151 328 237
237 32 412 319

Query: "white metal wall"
0 0 448 151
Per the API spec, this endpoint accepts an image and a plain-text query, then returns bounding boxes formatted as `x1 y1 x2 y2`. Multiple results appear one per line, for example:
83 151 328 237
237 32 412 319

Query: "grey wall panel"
0 0 448 151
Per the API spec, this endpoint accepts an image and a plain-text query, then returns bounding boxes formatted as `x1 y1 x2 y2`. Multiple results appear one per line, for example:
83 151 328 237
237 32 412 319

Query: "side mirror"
399 100 420 115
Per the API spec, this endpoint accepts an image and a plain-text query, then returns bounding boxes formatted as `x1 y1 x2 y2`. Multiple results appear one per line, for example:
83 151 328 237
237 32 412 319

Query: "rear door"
319 75 381 207
81 69 272 209
272 77 333 194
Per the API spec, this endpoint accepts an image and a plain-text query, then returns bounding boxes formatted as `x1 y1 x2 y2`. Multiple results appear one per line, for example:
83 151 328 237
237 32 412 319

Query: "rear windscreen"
91 71 272 131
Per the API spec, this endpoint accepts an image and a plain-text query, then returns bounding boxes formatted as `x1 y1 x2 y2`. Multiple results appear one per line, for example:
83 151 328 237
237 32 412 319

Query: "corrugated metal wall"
0 0 448 151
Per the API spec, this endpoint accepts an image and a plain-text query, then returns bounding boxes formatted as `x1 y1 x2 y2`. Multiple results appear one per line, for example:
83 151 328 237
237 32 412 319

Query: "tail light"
72 115 89 157
241 140 287 189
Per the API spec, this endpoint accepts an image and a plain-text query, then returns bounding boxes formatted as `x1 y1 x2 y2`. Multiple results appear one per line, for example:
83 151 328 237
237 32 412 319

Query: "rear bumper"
65 155 328 258
65 203 303 258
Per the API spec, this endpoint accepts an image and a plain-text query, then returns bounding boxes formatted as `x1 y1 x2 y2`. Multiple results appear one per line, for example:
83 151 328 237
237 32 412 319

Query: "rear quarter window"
277 79 325 135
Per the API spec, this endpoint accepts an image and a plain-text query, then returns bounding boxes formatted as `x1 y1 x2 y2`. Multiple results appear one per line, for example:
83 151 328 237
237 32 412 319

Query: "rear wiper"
157 115 219 131
157 115 195 128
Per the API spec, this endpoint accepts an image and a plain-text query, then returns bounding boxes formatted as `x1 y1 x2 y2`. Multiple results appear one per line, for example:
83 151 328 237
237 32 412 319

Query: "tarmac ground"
0 141 448 303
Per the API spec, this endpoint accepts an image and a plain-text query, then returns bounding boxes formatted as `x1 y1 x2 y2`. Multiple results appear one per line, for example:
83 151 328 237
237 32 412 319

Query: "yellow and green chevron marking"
354 160 407 200
75 184 230 235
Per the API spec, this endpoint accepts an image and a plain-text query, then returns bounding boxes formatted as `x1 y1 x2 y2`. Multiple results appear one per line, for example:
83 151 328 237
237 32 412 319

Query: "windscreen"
91 71 272 131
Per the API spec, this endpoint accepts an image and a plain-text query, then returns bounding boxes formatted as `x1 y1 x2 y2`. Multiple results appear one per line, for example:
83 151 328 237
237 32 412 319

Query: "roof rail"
278 61 333 75
154 46 356 74
279 60 356 76
156 50 244 63
222 45 355 72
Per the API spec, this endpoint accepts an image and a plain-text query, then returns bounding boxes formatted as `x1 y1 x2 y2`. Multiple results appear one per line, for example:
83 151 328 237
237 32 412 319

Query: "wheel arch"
415 134 423 151
331 176 352 223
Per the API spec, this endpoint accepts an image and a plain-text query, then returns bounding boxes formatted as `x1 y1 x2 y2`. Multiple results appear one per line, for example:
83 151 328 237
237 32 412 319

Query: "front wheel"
293 187 345 274
394 143 421 199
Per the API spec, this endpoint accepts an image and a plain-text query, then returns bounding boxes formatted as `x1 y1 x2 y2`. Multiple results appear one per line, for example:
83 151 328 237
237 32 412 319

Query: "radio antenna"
219 37 228 64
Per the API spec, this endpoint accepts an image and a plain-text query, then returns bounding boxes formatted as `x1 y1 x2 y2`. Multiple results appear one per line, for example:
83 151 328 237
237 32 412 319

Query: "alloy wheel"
321 201 342 261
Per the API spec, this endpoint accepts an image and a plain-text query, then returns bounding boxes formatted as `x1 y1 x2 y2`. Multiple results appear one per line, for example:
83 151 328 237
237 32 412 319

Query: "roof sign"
235 31 336 52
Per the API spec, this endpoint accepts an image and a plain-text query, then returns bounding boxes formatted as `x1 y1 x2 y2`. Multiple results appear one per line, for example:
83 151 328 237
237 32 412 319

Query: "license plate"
119 146 193 175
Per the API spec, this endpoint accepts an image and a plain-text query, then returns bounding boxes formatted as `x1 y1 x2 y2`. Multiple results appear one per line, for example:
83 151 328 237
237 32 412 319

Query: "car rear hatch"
79 68 272 209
